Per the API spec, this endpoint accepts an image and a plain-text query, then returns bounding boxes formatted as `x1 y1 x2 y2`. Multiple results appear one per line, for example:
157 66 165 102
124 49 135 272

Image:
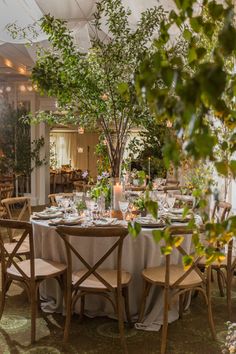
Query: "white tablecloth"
32 220 193 331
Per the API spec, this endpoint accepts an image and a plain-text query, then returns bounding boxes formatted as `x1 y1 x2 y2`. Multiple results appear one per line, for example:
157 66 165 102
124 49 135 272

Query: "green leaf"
144 200 158 219
229 160 236 178
161 245 173 255
182 255 193 270
188 47 197 63
183 28 192 41
215 161 228 176
128 221 141 238
182 206 190 219
152 229 163 243
208 1 224 20
190 17 202 33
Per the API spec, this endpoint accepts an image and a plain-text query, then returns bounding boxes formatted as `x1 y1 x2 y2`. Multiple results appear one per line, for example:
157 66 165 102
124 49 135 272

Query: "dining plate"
33 211 63 219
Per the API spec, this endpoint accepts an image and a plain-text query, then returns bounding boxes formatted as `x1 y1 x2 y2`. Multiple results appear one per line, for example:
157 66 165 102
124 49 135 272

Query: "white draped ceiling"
0 0 176 70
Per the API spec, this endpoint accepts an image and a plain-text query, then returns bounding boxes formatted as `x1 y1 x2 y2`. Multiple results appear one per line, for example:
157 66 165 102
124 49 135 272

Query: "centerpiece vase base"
111 209 123 220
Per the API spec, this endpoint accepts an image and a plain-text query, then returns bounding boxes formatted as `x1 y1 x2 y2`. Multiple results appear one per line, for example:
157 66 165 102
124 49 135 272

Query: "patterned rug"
0 278 235 354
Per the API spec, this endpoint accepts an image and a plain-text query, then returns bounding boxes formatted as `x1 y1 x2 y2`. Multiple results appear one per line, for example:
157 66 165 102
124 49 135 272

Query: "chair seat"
142 265 203 287
72 269 131 289
7 258 67 279
4 240 29 255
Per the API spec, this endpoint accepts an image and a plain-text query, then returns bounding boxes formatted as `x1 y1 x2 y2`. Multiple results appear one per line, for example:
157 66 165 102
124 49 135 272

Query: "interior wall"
50 130 99 177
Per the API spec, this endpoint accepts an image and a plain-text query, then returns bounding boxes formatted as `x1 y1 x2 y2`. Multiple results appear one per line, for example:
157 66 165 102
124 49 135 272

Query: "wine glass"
85 198 95 219
61 197 70 218
119 200 129 221
167 197 176 209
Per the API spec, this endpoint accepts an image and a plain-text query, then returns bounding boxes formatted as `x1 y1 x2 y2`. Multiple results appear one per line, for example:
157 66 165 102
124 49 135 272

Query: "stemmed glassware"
119 199 129 221
61 197 70 218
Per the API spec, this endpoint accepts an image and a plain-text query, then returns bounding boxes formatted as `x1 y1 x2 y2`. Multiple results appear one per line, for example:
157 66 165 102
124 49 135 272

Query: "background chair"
211 201 231 222
198 201 235 318
1 197 31 242
56 226 131 353
48 193 74 207
138 226 215 354
0 219 67 343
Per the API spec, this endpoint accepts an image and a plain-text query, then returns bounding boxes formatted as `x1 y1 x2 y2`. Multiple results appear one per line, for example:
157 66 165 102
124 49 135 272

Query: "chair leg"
226 271 232 320
179 293 184 319
122 286 132 326
161 286 169 354
0 279 9 319
80 295 85 320
216 269 225 297
117 286 128 354
63 287 72 342
30 284 37 344
206 272 216 340
138 280 152 322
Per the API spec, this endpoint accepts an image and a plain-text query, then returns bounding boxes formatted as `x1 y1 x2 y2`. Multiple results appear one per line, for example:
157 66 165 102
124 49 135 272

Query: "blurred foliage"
126 118 169 177
136 0 236 175
0 97 46 177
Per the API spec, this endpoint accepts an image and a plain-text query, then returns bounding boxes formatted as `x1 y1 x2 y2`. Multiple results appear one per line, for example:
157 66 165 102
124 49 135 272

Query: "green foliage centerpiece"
22 0 167 178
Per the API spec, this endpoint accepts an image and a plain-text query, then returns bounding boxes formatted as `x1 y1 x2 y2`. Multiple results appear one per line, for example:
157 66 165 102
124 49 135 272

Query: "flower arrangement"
90 171 111 207
222 322 236 354
82 170 94 185
133 194 146 213
130 169 146 186
82 170 88 179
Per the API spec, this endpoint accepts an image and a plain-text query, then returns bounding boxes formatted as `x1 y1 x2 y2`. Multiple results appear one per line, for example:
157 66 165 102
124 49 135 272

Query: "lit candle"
113 183 122 210
148 157 151 181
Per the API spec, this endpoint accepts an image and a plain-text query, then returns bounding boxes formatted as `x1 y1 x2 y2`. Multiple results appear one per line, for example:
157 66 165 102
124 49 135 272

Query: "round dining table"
31 219 194 332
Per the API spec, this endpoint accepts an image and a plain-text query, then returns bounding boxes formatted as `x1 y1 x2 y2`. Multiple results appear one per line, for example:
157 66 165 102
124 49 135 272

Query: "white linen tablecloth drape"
32 220 193 331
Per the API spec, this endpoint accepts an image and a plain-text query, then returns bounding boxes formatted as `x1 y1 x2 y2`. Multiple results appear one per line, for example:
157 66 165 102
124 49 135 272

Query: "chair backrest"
0 187 14 201
164 226 207 289
1 197 31 221
163 185 181 194
48 193 74 206
165 179 180 186
211 201 231 222
56 226 128 292
1 197 31 241
0 219 35 281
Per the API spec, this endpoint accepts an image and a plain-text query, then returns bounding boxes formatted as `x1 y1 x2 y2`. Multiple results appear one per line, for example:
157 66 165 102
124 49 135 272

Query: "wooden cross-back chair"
73 181 93 193
138 226 215 354
1 197 31 242
199 201 235 317
211 201 231 222
0 186 14 199
0 187 14 218
56 226 131 352
0 219 67 344
48 193 74 207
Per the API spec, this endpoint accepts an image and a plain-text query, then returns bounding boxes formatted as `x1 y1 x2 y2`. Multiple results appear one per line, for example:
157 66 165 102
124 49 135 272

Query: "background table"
32 220 193 331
